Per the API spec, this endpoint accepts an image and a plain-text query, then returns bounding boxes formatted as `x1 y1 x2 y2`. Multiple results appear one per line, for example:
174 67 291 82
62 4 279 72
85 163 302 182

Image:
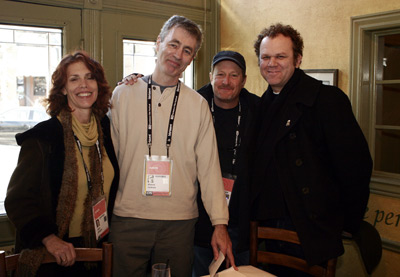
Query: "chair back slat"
0 251 6 277
250 221 337 277
42 248 103 264
258 251 327 276
257 226 300 244
0 242 112 277
2 252 19 274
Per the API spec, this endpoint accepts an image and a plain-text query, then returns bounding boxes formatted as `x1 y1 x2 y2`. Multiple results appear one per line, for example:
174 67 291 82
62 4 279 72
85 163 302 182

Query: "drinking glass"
152 263 171 277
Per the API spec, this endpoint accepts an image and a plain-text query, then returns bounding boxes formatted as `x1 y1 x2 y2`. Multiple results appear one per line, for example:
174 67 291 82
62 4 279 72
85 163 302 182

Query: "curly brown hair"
254 23 304 66
45 50 111 118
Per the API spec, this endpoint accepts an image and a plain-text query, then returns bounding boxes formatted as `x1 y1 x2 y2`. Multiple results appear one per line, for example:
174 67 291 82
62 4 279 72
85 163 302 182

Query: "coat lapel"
274 70 322 144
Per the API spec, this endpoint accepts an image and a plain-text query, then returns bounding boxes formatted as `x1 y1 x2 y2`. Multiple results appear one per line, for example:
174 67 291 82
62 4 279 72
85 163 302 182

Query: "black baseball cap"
212 51 246 74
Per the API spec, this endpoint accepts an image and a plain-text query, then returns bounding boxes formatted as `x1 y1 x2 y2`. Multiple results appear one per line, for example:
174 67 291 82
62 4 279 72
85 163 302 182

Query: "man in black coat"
192 51 260 276
250 23 372 276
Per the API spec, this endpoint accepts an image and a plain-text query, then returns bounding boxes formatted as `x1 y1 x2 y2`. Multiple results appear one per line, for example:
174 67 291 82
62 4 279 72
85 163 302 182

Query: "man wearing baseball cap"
193 51 260 276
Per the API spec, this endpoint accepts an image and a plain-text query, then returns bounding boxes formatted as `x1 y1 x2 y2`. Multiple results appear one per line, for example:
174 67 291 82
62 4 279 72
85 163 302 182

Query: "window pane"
123 42 133 55
123 55 134 76
49 32 61 45
383 34 400 80
15 30 48 45
375 129 400 174
0 28 13 43
132 55 156 76
123 40 156 77
49 46 62 73
134 43 155 56
0 25 62 214
376 84 400 126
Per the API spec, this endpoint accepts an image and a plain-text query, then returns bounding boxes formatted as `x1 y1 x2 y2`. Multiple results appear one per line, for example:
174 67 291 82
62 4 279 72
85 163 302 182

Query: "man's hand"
42 234 76 267
211 224 237 270
117 73 143 86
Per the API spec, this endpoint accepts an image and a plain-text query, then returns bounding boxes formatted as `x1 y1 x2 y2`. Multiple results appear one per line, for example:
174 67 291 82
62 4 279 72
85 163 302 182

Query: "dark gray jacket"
5 116 119 252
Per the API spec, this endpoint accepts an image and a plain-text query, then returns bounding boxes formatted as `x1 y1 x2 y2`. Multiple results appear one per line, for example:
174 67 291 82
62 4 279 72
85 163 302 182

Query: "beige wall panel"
365 194 400 243
220 0 400 96
337 241 400 276
103 0 212 10
220 1 400 276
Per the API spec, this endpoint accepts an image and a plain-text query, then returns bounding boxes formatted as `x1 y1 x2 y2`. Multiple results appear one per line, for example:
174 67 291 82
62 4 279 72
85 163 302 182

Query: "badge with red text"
222 172 236 206
92 197 109 241
143 155 173 196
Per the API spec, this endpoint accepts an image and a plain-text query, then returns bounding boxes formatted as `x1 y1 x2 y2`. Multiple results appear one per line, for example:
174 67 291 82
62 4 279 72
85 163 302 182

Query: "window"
0 24 62 214
351 10 400 196
123 39 194 88
374 33 400 174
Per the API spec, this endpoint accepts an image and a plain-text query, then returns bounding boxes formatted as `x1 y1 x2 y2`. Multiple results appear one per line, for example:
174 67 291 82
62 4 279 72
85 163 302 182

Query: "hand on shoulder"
117 73 143 86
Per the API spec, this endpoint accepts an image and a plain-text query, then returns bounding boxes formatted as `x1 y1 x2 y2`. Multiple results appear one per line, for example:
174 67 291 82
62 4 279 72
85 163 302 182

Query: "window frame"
350 9 400 198
372 29 400 176
350 9 400 254
0 0 82 247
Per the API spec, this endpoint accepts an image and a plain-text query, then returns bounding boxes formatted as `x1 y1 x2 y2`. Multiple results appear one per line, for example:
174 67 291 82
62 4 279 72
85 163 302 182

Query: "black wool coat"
251 69 372 265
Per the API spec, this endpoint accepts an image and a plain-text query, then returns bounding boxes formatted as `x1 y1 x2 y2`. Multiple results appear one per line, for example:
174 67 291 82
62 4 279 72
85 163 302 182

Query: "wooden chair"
0 242 112 277
250 221 337 277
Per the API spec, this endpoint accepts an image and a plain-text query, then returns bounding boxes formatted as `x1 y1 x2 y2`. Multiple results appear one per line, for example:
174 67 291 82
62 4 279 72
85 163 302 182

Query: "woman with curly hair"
5 50 119 276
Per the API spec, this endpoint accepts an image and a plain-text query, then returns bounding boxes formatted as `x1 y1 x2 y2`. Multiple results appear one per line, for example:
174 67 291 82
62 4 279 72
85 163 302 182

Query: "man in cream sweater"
109 15 235 277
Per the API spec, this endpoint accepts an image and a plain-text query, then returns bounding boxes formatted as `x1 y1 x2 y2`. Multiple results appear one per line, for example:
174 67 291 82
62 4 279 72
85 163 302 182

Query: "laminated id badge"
143 155 173 196
222 172 236 206
92 196 109 241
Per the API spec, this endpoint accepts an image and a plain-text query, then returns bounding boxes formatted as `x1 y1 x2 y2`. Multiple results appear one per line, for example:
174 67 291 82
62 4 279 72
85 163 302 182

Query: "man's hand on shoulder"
117 73 143 86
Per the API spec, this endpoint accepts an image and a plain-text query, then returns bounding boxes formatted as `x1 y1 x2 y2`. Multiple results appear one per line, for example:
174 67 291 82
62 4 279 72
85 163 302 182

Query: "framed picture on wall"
304 69 338 86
